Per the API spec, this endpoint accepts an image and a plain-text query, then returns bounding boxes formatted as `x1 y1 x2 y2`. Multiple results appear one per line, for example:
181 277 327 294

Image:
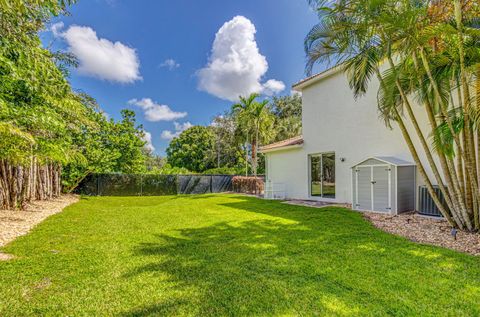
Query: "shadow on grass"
120 196 480 316
79 195 183 208
176 194 221 199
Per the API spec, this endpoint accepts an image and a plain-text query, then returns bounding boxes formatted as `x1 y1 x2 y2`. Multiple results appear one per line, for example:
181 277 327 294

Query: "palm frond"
345 45 381 98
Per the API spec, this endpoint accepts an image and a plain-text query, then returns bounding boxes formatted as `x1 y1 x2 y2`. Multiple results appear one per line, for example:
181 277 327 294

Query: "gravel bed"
0 195 79 259
364 212 480 256
283 199 350 208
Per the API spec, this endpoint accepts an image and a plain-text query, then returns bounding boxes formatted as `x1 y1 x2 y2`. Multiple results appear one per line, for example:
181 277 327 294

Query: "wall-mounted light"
340 157 346 163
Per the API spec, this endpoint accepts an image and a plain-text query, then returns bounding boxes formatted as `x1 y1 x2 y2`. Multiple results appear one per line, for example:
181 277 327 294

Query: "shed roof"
352 156 415 167
259 135 303 153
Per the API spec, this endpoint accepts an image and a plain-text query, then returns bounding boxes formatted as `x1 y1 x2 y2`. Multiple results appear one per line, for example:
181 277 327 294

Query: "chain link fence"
75 174 234 196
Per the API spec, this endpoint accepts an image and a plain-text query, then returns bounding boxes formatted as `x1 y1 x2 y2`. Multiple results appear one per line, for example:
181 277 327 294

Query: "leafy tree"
0 0 91 208
166 126 216 172
111 109 147 174
62 97 148 192
306 0 480 230
211 112 246 169
233 93 275 176
205 95 301 176
144 153 167 172
61 94 118 192
270 94 302 119
270 94 302 141
202 167 243 175
148 163 191 175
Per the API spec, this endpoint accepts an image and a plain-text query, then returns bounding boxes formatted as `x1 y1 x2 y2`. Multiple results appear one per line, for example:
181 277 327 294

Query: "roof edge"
259 136 304 153
292 64 345 91
261 144 303 154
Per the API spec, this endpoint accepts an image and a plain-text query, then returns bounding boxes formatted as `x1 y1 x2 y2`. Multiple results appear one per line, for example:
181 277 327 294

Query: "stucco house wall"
265 148 306 199
264 67 438 206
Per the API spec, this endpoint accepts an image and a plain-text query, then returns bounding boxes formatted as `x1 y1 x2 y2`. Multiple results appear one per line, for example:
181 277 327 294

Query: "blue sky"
41 0 320 154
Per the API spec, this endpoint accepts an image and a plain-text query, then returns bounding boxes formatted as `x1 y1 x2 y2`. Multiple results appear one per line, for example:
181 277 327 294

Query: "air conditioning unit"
418 186 446 217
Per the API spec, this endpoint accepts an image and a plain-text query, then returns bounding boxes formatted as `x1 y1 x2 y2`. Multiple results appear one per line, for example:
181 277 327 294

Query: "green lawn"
1 195 479 316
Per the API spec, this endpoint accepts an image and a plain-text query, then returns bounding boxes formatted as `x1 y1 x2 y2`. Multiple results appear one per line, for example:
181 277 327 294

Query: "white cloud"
197 16 285 101
128 98 187 122
263 79 286 96
161 121 193 140
50 21 64 37
175 121 193 131
57 25 141 83
160 58 180 70
160 130 177 140
142 131 155 152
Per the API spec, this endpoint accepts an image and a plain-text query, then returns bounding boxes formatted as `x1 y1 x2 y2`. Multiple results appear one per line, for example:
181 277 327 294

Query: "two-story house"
260 65 439 215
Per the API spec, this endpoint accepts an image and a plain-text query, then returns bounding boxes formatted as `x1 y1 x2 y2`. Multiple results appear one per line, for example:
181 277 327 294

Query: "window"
310 153 335 198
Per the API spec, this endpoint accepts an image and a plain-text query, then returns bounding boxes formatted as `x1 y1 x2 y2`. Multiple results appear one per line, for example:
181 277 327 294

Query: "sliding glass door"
310 153 335 198
311 156 322 196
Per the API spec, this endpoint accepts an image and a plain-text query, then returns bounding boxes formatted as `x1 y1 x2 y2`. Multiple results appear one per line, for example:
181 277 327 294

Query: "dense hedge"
232 176 264 194
202 167 243 175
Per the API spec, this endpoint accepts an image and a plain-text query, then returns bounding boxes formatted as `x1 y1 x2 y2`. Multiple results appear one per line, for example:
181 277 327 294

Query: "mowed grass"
1 195 480 316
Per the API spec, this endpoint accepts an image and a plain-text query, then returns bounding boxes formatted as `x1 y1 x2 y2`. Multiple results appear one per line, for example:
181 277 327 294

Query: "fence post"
176 175 180 195
96 174 100 196
210 175 213 193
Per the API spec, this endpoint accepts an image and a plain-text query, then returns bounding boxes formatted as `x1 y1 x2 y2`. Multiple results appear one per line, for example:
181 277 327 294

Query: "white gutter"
292 64 345 91
260 144 303 154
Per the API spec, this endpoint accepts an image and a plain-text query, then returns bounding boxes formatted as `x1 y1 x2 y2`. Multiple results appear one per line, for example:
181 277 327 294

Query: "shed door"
355 165 391 212
372 166 390 212
356 167 372 211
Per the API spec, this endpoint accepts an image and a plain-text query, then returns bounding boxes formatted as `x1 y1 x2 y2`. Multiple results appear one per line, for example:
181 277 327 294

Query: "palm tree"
274 116 302 142
305 0 480 230
233 93 274 176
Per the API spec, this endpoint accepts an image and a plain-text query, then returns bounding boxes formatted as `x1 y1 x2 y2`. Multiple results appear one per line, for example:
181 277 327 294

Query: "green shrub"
202 167 242 175
146 164 192 175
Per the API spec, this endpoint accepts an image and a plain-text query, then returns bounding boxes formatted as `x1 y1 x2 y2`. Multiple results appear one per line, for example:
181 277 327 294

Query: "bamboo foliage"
0 1 149 209
306 0 480 231
0 159 62 209
0 1 80 209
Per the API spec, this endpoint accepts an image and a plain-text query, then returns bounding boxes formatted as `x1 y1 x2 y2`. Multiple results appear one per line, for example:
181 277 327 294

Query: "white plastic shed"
352 157 416 214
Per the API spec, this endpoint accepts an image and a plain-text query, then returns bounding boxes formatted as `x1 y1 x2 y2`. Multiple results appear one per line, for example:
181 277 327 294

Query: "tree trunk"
388 54 465 225
419 47 475 230
374 69 459 227
252 137 257 177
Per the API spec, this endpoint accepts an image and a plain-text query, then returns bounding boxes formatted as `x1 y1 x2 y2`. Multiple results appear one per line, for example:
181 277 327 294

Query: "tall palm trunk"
413 52 471 226
245 134 249 177
475 66 480 228
375 69 458 227
419 47 475 230
453 0 479 229
251 136 257 177
385 48 468 227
